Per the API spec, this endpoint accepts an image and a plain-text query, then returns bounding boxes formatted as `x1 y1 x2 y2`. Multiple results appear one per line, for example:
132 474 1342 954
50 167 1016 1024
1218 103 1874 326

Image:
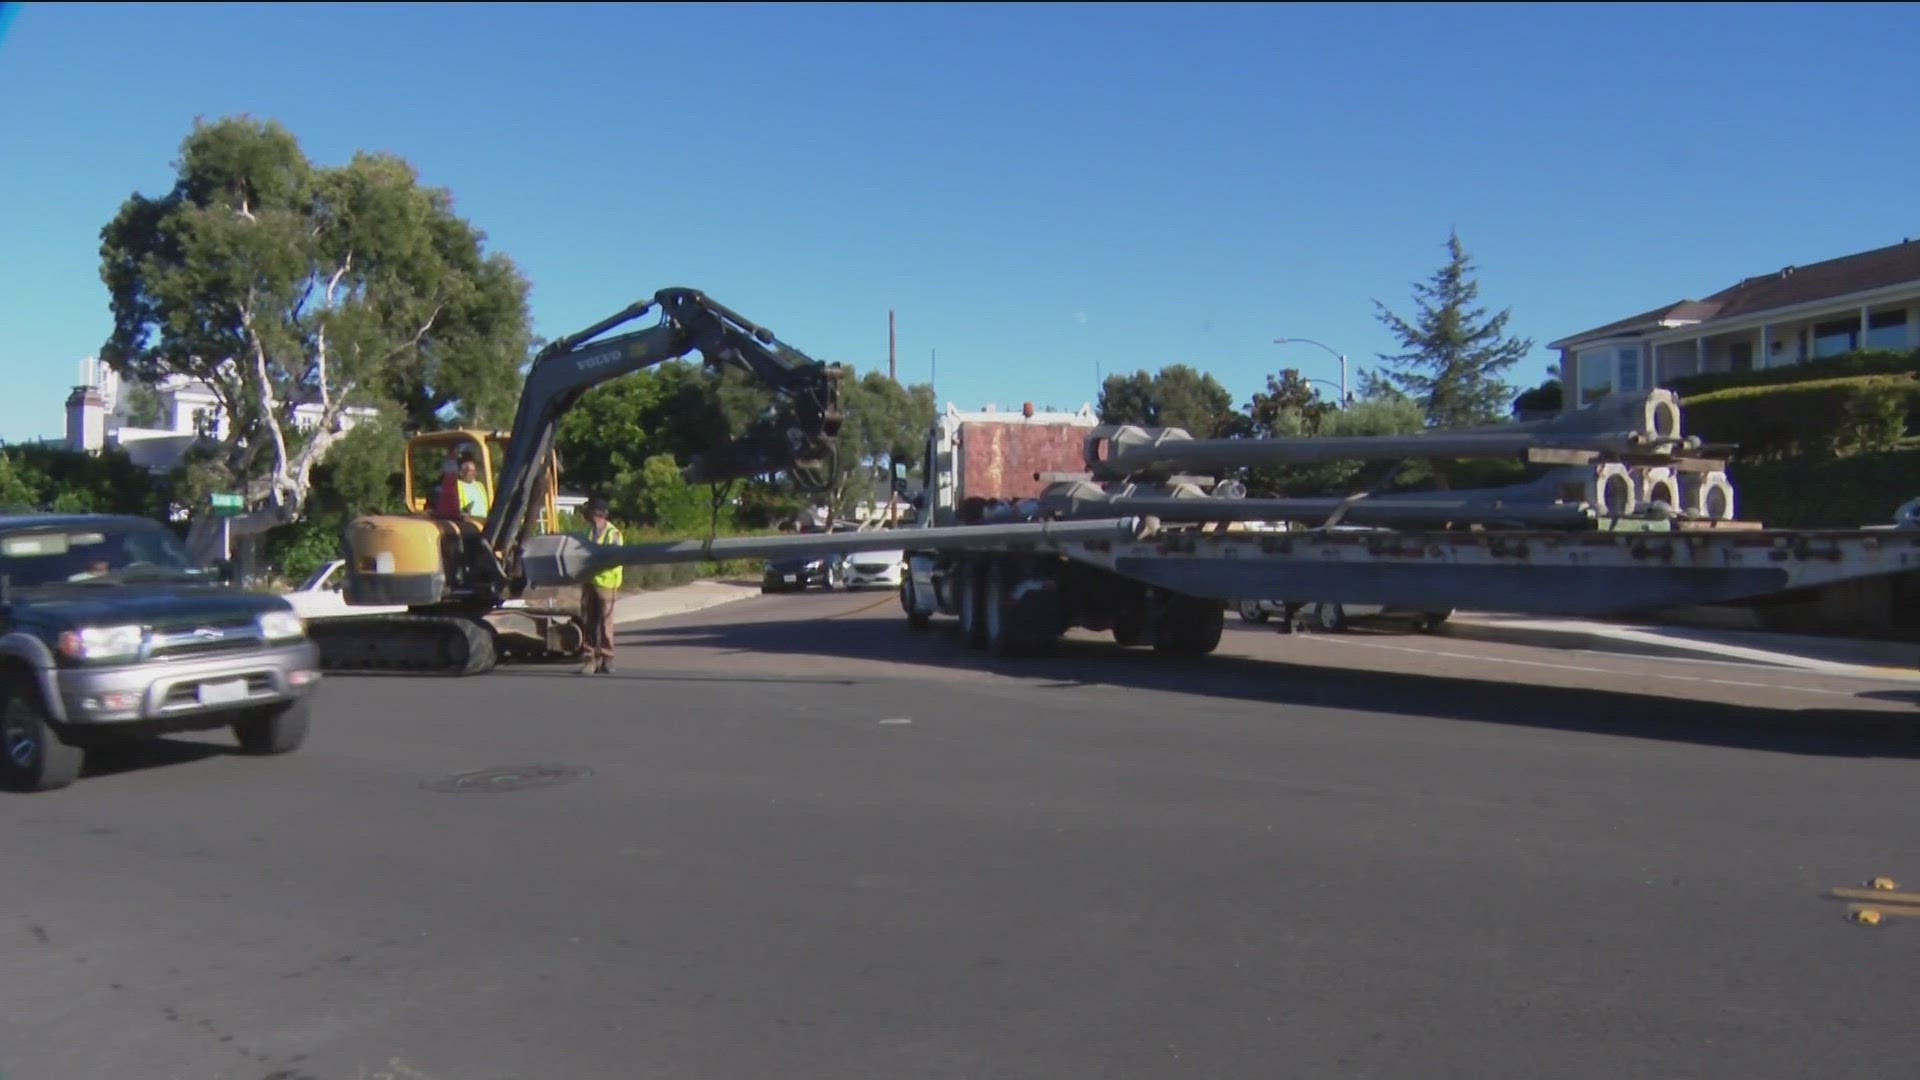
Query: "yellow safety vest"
589 520 623 589
458 478 490 518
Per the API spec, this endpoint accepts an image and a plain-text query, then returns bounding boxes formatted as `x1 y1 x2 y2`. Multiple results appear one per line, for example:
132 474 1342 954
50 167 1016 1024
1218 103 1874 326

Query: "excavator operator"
456 453 490 518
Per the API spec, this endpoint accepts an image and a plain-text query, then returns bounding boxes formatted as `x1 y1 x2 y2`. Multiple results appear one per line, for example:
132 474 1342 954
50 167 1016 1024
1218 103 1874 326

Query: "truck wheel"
1416 610 1453 633
1309 602 1348 633
957 562 988 650
1112 613 1144 648
231 698 310 756
901 578 931 630
0 677 84 793
1155 598 1225 657
1237 600 1270 624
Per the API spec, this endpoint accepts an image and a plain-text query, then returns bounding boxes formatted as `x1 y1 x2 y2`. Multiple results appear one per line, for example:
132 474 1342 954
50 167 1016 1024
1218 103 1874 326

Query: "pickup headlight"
57 624 145 661
258 610 307 641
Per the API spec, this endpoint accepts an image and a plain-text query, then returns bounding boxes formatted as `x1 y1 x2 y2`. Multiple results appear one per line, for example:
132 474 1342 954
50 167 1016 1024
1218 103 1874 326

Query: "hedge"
1666 348 1920 397
1682 373 1914 458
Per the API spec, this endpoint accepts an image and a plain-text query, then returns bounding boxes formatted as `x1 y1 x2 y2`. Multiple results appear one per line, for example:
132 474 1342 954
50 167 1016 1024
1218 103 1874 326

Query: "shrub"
1666 348 1920 397
1682 373 1915 458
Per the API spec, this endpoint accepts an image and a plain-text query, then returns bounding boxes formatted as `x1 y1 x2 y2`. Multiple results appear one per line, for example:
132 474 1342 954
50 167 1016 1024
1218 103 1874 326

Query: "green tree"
815 368 935 526
1371 230 1534 428
116 381 168 428
98 115 534 530
554 362 701 494
1238 388 1425 498
0 444 166 518
625 453 711 533
1512 378 1563 417
1098 364 1237 436
0 452 40 509
1244 368 1336 439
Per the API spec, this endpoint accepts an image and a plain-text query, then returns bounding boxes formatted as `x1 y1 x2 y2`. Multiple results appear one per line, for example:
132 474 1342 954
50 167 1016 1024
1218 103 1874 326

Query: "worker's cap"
585 496 612 514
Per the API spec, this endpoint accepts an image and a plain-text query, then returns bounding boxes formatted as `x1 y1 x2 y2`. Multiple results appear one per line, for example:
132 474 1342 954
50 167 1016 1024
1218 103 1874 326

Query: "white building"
61 357 378 472
1551 238 1920 409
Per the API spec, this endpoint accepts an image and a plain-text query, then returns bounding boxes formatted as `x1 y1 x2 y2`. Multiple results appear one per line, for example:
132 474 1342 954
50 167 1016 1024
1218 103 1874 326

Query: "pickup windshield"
0 523 202 589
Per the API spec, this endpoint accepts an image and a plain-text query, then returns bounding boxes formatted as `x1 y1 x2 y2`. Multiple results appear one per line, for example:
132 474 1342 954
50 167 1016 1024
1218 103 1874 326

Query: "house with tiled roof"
1549 237 1920 410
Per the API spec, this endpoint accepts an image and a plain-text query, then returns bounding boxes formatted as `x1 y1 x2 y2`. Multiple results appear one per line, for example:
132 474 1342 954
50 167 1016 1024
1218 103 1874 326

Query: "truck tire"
1237 600 1270 624
901 578 931 630
1308 602 1349 633
984 559 1011 655
957 561 988 650
1154 598 1225 657
0 675 84 793
231 697 311 755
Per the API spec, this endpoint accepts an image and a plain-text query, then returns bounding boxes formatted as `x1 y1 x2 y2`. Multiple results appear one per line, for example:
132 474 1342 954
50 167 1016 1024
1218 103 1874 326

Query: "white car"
834 549 905 589
283 559 408 620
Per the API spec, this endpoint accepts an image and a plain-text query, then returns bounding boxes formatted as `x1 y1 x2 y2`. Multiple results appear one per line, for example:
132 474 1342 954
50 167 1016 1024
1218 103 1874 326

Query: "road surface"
5 589 1918 1080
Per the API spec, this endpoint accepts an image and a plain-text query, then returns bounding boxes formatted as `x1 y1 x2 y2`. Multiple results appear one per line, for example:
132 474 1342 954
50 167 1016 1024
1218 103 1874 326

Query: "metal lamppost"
1273 337 1349 407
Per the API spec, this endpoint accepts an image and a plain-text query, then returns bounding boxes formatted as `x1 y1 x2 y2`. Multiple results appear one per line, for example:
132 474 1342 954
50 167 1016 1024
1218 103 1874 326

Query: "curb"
613 580 762 627
1439 617 1920 680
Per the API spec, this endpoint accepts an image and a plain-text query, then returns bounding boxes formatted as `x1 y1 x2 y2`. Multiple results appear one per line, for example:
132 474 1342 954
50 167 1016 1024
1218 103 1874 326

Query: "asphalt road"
6 589 1920 1080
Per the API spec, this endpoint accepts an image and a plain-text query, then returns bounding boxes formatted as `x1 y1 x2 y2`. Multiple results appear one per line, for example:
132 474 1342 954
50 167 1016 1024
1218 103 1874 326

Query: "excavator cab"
400 429 563 537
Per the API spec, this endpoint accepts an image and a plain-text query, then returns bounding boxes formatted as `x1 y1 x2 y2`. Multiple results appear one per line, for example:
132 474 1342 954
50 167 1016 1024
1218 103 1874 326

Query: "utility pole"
889 309 897 383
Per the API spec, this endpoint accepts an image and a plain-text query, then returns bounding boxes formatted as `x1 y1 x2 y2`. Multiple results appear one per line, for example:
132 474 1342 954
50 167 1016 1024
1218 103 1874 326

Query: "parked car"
835 548 905 589
0 512 322 792
762 555 834 593
283 559 408 621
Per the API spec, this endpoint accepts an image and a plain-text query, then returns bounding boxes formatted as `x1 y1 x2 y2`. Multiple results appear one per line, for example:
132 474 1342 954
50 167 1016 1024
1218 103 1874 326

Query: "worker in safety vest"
578 495 623 674
455 453 490 519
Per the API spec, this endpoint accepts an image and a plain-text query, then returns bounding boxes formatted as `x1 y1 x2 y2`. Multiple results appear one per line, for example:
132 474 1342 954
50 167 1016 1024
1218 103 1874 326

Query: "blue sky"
1 1 1915 443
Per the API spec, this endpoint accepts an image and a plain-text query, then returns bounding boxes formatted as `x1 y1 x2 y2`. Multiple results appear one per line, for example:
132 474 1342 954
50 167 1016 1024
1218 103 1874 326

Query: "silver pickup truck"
0 512 322 793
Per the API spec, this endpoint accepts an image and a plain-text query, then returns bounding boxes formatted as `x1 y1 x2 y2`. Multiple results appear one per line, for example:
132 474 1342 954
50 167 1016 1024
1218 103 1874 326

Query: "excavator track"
308 614 498 677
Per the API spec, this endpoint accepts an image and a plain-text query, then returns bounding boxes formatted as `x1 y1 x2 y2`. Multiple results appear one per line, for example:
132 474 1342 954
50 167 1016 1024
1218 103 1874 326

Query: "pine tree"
1371 230 1534 427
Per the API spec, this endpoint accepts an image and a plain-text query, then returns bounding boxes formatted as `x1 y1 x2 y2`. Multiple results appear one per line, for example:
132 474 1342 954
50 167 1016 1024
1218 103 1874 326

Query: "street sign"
209 492 245 517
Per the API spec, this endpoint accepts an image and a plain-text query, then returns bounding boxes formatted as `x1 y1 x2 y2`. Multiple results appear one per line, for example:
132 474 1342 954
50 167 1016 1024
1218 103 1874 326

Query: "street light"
1273 337 1349 406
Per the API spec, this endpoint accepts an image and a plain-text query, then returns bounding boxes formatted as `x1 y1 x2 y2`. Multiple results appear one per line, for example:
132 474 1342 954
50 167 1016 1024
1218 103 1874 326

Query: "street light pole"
1273 337 1349 406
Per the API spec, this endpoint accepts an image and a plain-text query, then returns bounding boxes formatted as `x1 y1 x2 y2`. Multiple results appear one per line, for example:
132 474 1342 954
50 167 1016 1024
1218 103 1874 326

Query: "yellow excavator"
307 288 844 676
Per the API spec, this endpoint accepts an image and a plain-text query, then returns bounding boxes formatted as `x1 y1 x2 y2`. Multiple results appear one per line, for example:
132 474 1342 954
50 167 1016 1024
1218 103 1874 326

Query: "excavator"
307 287 845 676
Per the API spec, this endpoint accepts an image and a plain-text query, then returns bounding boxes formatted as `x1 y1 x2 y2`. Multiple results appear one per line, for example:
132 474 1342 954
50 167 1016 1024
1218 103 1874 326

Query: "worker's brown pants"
582 585 618 659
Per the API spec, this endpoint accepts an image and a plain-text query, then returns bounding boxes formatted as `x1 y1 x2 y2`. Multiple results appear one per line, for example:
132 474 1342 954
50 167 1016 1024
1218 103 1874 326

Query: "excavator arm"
482 288 844 557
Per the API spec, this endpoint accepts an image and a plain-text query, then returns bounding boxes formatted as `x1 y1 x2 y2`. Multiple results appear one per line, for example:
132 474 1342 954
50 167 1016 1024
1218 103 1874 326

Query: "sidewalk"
612 578 762 626
1440 613 1920 680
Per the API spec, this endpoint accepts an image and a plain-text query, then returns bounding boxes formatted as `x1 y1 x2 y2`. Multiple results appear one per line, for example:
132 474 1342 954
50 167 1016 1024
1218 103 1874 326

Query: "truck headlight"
258 610 307 641
57 624 145 661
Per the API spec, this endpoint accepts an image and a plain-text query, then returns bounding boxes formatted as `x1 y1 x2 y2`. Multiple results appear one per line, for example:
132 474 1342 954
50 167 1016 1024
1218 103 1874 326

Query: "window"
1867 309 1909 351
1814 318 1860 358
0 523 196 589
1577 343 1640 404
1616 347 1641 393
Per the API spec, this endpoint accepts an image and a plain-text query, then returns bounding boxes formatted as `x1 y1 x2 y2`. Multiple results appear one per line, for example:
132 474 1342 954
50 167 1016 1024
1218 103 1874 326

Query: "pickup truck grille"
148 622 264 660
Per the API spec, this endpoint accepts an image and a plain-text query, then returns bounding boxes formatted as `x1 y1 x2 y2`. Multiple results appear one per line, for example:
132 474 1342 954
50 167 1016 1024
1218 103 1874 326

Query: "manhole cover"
421 764 593 794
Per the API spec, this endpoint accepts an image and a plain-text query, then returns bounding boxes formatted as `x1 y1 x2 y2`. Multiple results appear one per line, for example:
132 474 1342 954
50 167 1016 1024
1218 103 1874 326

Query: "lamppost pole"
1273 337 1349 406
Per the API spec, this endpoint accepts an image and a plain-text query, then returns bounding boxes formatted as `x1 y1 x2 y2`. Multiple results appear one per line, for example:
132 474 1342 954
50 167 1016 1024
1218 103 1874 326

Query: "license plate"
784 574 797 583
197 678 249 706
